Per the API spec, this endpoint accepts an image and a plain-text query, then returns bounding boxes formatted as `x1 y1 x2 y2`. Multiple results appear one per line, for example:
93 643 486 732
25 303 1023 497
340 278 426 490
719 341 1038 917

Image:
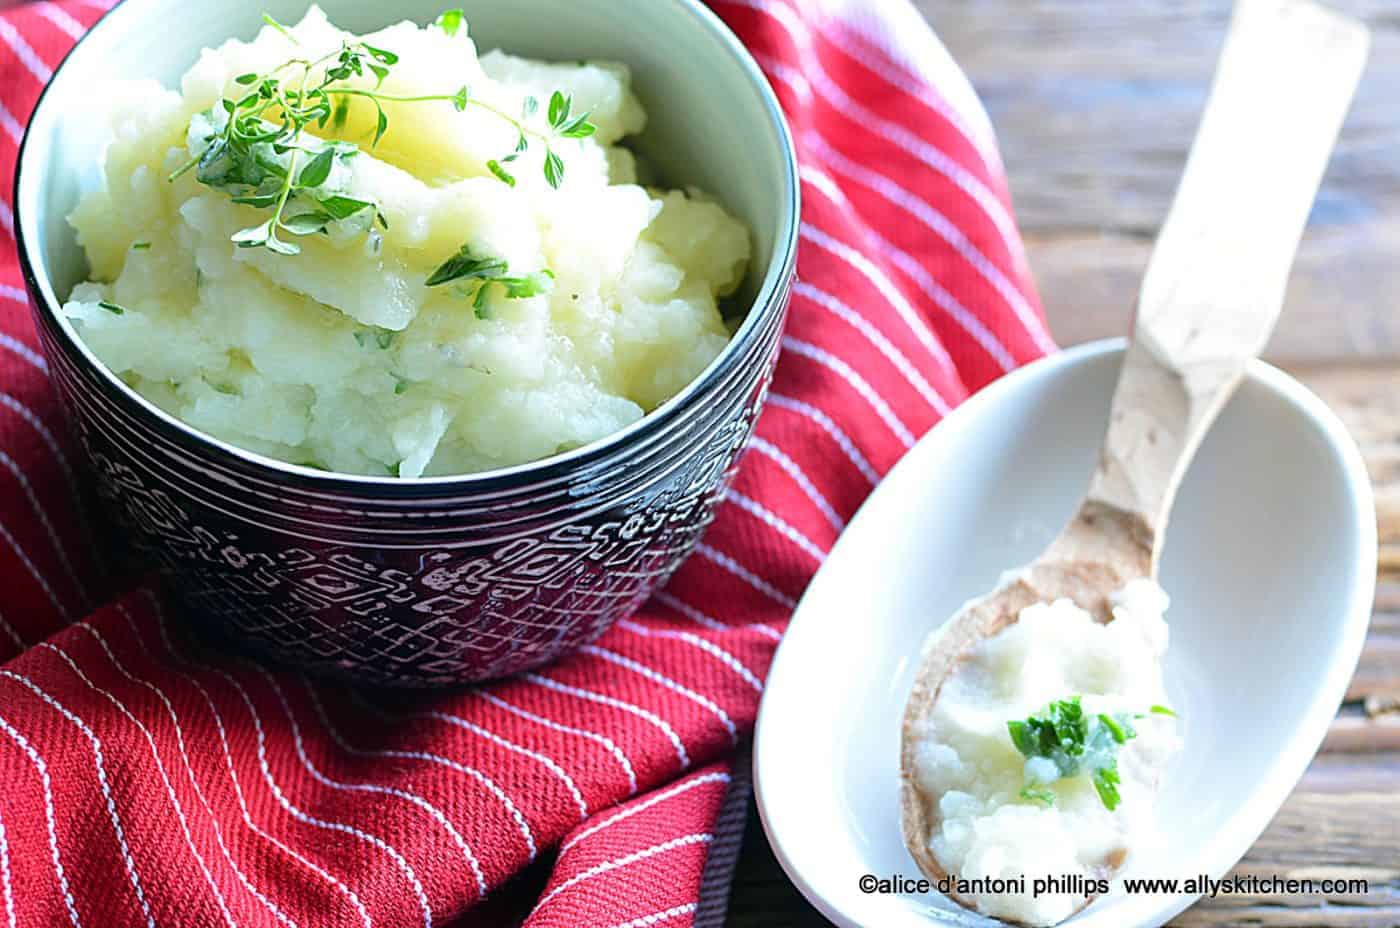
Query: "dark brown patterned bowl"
14 0 798 686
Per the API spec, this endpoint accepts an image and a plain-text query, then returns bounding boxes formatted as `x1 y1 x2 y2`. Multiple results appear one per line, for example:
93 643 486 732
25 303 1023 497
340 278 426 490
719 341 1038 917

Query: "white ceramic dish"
753 338 1376 928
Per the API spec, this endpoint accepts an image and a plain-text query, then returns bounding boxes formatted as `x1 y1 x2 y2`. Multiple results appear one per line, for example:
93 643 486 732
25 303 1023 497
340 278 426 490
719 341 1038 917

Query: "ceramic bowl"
15 0 799 686
754 339 1376 927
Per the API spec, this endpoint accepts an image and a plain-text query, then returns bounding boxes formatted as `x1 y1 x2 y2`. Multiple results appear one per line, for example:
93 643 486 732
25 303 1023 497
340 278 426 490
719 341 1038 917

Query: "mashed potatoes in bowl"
15 0 796 685
60 6 751 477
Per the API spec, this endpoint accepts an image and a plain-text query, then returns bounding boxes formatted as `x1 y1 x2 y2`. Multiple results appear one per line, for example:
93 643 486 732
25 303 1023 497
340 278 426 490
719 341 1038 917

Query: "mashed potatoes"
907 580 1180 926
60 8 749 477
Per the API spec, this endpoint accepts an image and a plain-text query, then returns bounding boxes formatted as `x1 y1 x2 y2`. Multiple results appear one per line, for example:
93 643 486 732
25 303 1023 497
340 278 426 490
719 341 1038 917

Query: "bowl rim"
751 337 1379 928
14 0 800 491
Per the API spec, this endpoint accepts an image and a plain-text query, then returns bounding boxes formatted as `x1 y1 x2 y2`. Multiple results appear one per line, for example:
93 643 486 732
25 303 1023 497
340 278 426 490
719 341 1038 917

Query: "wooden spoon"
899 0 1368 919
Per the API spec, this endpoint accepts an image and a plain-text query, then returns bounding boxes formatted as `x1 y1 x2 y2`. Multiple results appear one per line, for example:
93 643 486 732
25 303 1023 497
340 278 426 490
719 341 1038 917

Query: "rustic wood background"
727 1 1400 925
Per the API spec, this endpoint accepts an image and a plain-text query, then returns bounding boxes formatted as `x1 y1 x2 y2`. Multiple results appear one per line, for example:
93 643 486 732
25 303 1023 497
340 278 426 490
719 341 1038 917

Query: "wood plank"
1292 367 1400 582
918 0 1400 364
1174 792 1400 926
1295 750 1400 793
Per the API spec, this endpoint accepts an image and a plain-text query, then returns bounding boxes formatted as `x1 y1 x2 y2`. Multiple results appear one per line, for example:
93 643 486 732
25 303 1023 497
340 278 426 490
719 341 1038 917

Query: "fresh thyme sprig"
426 244 554 317
429 6 596 189
169 28 403 254
170 9 598 258
483 90 596 189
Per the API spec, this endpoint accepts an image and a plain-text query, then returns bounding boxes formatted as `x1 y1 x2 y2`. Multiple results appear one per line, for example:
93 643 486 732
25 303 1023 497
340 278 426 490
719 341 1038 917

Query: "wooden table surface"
726 1 1400 925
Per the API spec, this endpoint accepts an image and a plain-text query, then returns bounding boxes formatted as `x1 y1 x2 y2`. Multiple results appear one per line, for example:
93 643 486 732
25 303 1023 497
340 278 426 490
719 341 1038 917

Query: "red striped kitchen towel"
0 0 1054 925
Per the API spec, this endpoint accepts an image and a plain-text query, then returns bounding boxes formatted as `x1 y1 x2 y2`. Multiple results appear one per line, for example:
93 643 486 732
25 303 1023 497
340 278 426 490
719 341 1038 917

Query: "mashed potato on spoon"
61 7 750 477
907 580 1181 925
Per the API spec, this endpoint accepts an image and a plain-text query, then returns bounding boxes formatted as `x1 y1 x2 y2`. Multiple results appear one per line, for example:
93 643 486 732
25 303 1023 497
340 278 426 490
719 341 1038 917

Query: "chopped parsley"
97 301 126 315
353 328 396 349
1007 696 1175 811
1019 786 1056 807
434 8 464 36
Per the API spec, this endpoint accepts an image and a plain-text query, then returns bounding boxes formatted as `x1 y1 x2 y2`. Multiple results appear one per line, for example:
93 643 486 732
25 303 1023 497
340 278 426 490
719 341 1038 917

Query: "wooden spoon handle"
1078 0 1368 571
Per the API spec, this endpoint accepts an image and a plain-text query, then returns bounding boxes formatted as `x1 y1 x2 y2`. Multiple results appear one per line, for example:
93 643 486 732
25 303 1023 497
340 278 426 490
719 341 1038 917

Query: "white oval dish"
753 338 1376 928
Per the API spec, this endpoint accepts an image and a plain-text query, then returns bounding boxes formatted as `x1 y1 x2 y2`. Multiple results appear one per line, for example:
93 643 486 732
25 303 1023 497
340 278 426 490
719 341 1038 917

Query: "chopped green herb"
472 283 493 317
353 328 396 349
434 8 464 36
131 241 152 250
470 270 554 318
1008 697 1174 812
98 301 126 315
1099 713 1134 745
394 377 409 395
498 268 554 299
1092 765 1123 811
1019 786 1055 807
